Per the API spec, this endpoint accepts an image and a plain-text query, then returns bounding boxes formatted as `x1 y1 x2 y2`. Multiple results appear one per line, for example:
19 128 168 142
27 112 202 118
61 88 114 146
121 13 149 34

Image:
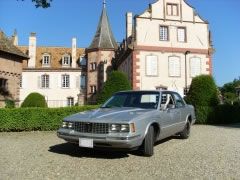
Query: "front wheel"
179 120 191 139
140 126 154 157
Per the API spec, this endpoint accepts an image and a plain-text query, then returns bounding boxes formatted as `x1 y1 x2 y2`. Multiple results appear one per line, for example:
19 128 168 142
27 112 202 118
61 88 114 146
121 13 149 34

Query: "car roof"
115 90 178 94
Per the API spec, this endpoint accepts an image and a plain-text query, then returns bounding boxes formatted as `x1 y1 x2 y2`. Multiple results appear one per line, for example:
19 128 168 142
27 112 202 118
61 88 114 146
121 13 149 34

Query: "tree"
185 75 219 107
18 0 52 8
221 78 240 94
21 92 48 107
97 71 131 104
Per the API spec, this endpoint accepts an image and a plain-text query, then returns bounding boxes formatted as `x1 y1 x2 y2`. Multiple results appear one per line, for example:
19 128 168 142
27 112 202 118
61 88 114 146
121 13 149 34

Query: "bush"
97 71 131 104
21 92 48 108
5 99 15 108
0 106 98 132
185 75 219 107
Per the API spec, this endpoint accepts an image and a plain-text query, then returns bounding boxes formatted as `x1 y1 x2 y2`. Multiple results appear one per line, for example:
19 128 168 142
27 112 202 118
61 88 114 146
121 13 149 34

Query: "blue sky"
0 0 239 86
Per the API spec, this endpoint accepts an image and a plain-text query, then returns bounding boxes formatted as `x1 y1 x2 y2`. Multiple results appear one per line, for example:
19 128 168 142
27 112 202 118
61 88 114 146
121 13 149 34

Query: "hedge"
195 104 240 124
0 106 98 132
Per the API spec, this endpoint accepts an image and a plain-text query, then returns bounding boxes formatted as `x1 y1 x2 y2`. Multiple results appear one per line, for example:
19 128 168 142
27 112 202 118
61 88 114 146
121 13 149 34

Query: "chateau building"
18 34 86 107
115 0 214 96
0 31 28 107
8 0 213 107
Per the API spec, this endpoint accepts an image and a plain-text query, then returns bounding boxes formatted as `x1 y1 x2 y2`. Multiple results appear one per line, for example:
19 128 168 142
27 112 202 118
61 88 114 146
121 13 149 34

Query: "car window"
173 93 185 108
161 93 175 109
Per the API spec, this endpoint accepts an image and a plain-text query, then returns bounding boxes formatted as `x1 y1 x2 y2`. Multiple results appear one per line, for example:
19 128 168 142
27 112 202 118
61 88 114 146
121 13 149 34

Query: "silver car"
57 90 196 156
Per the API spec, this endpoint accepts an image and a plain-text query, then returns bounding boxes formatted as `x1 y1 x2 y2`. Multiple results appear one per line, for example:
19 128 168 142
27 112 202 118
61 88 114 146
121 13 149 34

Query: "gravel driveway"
0 125 240 179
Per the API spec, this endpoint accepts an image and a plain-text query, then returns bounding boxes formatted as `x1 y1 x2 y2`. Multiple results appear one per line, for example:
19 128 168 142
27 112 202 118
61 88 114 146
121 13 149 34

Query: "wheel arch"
144 122 161 141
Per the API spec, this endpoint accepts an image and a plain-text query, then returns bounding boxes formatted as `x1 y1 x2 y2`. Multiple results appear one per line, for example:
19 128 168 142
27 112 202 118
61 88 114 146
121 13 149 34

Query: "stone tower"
86 1 118 104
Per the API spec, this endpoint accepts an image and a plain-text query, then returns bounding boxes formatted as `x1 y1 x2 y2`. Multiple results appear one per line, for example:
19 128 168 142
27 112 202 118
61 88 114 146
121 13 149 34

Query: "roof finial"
103 0 106 8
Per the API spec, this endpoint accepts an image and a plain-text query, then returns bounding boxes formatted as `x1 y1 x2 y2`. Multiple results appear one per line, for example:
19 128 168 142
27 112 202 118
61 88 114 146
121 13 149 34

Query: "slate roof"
0 31 29 59
88 5 118 50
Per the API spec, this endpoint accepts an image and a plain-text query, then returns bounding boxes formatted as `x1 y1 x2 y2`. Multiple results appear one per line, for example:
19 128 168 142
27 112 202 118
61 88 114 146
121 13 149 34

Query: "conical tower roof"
88 2 118 50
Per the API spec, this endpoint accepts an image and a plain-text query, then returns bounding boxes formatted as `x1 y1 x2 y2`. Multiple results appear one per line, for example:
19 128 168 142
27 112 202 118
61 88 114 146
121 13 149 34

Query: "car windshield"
101 91 160 109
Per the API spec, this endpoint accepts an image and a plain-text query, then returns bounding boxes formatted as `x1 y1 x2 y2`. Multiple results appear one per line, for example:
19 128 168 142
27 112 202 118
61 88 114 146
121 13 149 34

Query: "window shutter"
70 75 74 89
48 75 50 89
146 55 158 76
190 57 201 77
57 75 62 88
178 28 186 42
169 56 180 77
38 76 41 89
76 75 80 89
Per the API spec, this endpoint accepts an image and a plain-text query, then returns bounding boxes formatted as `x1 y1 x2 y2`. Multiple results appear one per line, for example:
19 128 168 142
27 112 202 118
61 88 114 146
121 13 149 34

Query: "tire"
179 120 191 139
140 126 154 157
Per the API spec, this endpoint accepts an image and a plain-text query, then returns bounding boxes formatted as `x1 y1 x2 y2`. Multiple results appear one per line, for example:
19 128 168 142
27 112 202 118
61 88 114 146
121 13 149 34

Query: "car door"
158 92 181 138
172 93 187 131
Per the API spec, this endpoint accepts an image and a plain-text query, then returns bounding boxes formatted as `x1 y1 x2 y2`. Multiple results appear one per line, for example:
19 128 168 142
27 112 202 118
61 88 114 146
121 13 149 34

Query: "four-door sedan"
57 90 196 156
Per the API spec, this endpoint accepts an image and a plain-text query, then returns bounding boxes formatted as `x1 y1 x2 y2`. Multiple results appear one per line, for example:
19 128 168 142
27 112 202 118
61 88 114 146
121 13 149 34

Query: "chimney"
28 32 37 68
126 12 133 39
72 37 77 68
12 29 18 46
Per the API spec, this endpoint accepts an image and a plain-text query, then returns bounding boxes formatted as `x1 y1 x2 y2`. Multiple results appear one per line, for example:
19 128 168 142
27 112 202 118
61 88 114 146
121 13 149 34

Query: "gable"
138 0 207 23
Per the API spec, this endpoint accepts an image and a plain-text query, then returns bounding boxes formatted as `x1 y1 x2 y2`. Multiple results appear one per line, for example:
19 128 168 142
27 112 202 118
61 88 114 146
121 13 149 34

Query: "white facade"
118 0 213 96
20 71 86 107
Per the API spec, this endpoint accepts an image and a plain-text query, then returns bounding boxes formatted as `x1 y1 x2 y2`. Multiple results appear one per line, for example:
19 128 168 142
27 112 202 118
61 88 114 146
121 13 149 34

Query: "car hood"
64 107 154 123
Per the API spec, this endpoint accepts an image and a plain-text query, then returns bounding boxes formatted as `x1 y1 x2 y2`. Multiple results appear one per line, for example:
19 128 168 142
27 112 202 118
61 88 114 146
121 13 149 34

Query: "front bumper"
57 128 143 150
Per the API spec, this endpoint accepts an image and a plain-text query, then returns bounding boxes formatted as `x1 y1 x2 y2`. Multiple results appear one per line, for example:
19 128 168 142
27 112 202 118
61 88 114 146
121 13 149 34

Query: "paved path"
0 125 240 179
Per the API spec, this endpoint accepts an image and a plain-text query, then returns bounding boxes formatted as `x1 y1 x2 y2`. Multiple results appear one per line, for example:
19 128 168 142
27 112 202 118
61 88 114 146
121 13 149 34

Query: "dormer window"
167 3 179 16
62 54 71 67
42 53 51 67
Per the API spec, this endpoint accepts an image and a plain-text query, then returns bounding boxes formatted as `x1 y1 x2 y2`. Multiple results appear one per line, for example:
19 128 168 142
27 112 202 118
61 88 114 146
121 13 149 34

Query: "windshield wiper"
100 105 121 108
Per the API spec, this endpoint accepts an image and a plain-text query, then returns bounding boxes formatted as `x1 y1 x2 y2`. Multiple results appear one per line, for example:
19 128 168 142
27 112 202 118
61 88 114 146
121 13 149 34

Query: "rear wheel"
179 120 191 139
140 126 154 157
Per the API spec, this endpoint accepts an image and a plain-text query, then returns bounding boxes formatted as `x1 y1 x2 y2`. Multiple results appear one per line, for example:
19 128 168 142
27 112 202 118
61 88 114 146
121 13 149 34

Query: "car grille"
74 122 109 134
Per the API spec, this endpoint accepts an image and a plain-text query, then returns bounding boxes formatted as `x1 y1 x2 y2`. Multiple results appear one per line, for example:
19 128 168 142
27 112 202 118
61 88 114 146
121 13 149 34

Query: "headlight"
62 122 68 128
68 122 73 128
110 124 130 133
62 122 73 129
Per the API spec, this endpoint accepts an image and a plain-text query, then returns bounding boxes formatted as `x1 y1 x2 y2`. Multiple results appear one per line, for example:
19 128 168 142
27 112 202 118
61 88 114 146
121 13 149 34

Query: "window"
177 27 186 42
160 93 175 110
190 57 201 77
62 55 71 67
67 97 74 107
0 78 7 91
41 74 49 88
146 55 158 76
90 85 97 94
160 26 169 41
42 54 51 67
167 3 179 16
80 56 87 66
168 56 181 77
90 62 97 71
62 74 70 88
80 75 86 89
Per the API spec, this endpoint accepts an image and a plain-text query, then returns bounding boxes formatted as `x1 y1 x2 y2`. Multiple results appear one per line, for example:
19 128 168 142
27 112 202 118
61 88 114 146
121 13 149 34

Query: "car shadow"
49 142 130 159
49 136 179 159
